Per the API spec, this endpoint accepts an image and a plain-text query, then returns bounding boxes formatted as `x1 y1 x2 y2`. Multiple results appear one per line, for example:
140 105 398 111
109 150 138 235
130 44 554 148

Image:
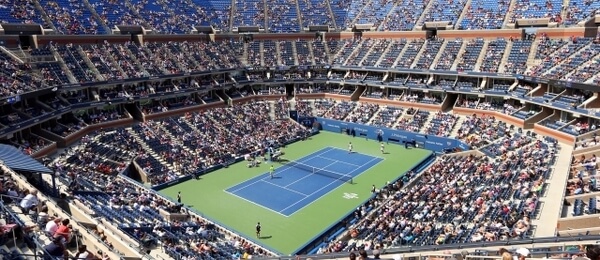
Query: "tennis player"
348 142 353 153
256 222 262 238
269 165 274 179
380 143 385 154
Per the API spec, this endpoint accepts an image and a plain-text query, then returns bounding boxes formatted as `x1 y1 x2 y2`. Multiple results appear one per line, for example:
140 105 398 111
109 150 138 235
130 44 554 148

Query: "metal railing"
0 195 53 260
254 235 600 260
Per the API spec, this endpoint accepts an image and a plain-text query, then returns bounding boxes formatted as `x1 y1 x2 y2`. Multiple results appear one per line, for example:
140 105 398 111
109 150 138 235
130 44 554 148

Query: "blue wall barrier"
314 117 470 152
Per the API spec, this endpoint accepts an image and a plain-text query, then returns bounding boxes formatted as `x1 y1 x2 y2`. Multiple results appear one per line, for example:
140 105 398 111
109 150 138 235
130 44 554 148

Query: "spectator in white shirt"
45 218 61 237
19 190 38 212
74 245 92 259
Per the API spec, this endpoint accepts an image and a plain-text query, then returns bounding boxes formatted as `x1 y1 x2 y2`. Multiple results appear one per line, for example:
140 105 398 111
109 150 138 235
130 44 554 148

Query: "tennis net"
286 161 353 183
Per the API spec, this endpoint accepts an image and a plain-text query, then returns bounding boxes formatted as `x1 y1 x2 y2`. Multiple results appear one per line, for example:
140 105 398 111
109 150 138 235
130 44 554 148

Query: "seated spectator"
37 206 50 227
73 244 93 259
54 219 71 243
45 218 61 237
19 189 38 213
43 236 69 259
587 245 600 260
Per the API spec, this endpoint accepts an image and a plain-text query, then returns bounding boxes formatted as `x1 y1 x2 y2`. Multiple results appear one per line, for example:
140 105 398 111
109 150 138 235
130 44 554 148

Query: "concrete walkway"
531 143 574 237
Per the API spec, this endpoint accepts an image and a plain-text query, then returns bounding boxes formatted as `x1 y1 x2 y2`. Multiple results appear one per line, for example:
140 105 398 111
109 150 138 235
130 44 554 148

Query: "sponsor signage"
316 117 470 152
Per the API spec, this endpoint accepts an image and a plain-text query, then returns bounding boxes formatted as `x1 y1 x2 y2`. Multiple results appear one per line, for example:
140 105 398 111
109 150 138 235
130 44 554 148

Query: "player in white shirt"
348 142 353 153
380 143 385 153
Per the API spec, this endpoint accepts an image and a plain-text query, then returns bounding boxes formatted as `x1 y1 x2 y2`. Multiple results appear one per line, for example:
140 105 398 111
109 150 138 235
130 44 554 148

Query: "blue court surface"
225 147 383 216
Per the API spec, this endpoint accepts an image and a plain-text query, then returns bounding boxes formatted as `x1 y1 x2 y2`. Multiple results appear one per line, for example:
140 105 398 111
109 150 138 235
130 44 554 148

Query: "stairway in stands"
448 115 466 137
269 101 277 120
126 127 178 173
366 105 385 125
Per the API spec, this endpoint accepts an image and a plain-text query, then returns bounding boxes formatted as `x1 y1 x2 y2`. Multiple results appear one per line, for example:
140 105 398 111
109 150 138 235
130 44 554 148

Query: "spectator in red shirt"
54 219 71 243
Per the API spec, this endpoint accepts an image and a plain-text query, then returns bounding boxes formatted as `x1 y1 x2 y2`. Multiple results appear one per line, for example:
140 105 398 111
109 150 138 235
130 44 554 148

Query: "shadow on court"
259 235 272 239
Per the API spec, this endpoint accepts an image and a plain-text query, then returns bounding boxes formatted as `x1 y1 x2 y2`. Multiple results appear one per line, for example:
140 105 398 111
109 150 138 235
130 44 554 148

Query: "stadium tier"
0 0 600 260
1 0 598 33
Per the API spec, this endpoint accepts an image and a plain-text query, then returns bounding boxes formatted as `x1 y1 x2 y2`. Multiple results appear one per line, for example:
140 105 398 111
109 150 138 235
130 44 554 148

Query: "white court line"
315 155 362 168
260 179 309 196
226 147 334 193
279 156 383 215
227 167 295 194
279 157 360 212
282 159 339 188
327 146 386 160
223 189 290 217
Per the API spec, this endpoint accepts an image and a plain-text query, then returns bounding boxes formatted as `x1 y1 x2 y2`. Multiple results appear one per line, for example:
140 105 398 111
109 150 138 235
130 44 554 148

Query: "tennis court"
225 147 383 216
160 132 433 254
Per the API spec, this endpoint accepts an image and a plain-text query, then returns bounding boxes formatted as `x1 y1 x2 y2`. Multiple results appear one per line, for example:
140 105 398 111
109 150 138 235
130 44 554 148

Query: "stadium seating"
335 39 362 65
345 103 379 124
544 41 600 79
279 40 296 66
456 39 485 71
479 39 507 73
486 82 512 94
74 185 266 259
295 40 312 65
353 0 394 28
457 98 479 109
413 39 443 70
456 115 507 148
266 0 300 32
503 40 533 74
378 40 407 68
509 0 563 22
40 0 101 34
381 0 426 31
233 0 265 29
193 0 232 31
434 39 462 70
314 99 336 117
529 38 592 76
55 45 97 82
345 39 377 66
6 1 600 259
312 40 330 64
324 137 553 252
424 112 458 137
263 41 277 66
369 106 404 128
328 0 351 29
395 39 425 69
563 0 600 26
296 99 312 117
396 109 430 132
362 40 390 67
89 0 144 30
420 0 468 27
324 100 357 120
459 0 509 29
0 0 46 25
297 0 333 28
2 0 599 35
